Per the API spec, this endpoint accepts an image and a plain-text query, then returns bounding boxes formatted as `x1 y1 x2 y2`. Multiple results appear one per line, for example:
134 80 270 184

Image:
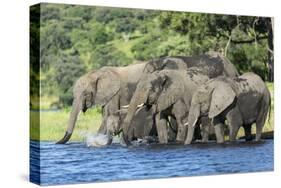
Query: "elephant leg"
255 124 263 142
200 117 210 143
229 125 240 142
255 104 268 141
98 103 118 135
184 123 195 145
97 118 107 134
194 125 202 141
168 116 177 142
212 117 225 143
172 101 188 143
201 125 209 142
155 113 168 144
243 124 253 141
214 123 225 143
256 120 265 142
176 119 187 143
226 107 242 142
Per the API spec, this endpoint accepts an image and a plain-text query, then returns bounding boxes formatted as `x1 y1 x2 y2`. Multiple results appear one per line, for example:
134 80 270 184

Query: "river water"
30 140 274 185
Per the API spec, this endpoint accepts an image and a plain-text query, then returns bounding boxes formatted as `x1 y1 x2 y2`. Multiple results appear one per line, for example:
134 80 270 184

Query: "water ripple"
30 140 274 185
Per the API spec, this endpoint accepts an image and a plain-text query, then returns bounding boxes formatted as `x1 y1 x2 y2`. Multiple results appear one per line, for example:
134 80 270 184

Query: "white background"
0 0 280 187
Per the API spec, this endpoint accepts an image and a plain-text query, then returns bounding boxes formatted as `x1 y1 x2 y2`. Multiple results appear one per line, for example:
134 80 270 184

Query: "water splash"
86 133 110 147
85 133 155 147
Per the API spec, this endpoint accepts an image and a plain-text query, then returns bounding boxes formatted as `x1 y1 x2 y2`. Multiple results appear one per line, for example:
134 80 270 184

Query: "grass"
30 82 274 142
30 108 101 141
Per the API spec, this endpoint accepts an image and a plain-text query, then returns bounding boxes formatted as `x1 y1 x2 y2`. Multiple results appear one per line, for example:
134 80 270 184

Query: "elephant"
108 107 156 140
184 72 271 144
56 63 155 145
121 68 210 145
57 52 239 145
142 52 239 78
120 53 239 145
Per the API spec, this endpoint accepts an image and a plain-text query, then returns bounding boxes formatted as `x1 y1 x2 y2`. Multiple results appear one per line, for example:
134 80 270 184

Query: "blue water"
30 140 274 185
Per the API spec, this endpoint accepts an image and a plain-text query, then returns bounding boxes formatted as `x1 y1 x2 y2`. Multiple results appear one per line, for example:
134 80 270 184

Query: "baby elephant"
185 72 271 144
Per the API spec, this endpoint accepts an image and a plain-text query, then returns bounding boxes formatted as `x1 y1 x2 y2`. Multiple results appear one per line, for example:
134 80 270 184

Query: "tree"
53 54 87 106
158 12 274 81
90 44 132 69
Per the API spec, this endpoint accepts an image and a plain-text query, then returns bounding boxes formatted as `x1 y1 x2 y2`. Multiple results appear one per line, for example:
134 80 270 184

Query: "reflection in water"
30 140 273 185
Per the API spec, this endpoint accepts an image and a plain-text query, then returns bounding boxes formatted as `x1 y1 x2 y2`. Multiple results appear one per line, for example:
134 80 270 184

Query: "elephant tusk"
121 104 130 109
184 122 188 126
192 121 197 128
135 105 145 114
137 103 144 108
115 109 128 114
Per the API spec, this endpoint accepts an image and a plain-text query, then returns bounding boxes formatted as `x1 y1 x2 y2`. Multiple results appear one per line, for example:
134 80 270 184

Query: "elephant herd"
56 52 271 147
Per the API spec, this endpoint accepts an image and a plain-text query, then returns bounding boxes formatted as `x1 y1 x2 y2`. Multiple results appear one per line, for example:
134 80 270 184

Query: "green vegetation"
30 3 274 109
30 108 101 141
30 3 274 141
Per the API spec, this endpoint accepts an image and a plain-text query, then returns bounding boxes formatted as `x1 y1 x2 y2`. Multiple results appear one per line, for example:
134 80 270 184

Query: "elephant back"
236 72 267 95
206 51 239 78
142 52 238 79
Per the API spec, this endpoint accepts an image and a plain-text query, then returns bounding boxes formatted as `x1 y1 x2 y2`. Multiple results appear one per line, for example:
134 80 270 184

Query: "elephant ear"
209 82 236 118
157 76 183 111
95 70 121 106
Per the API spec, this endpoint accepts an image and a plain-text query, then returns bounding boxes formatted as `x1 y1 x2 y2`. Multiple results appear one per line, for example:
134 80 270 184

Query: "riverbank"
30 83 274 142
30 108 102 141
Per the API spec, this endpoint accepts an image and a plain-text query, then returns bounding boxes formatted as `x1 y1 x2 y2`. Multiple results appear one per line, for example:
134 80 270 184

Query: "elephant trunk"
184 124 195 144
122 90 148 143
184 103 200 145
56 99 81 144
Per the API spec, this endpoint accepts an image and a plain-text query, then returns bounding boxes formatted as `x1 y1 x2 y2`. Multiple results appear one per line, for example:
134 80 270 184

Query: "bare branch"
252 17 259 48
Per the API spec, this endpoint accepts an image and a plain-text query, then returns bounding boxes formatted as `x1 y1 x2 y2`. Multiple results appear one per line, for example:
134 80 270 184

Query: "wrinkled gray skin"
107 107 155 141
57 52 239 145
56 63 155 145
185 72 271 144
122 69 210 144
121 52 239 145
107 52 238 144
143 52 239 78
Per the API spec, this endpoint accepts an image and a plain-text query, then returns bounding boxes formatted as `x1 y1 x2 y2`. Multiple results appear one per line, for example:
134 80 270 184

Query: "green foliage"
131 33 164 60
157 35 192 56
30 5 40 98
90 44 132 68
132 32 196 60
33 3 273 109
158 11 273 80
228 41 268 80
40 4 62 22
88 23 113 46
53 54 86 106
